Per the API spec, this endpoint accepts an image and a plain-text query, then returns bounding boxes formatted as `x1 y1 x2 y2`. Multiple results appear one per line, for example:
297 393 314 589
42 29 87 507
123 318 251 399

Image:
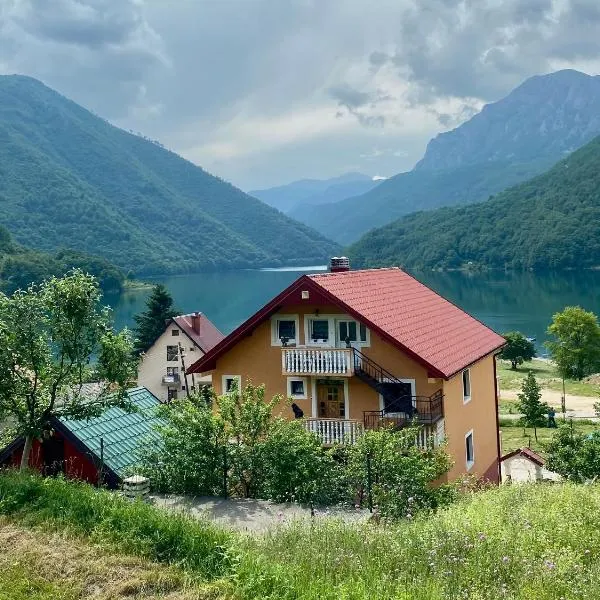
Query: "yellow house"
188 263 505 483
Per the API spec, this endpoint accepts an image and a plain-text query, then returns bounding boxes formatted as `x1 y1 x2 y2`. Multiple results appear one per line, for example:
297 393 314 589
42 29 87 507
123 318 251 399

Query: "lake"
108 268 600 352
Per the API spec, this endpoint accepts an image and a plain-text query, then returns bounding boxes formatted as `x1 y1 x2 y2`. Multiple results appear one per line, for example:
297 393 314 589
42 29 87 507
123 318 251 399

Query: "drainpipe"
493 355 501 484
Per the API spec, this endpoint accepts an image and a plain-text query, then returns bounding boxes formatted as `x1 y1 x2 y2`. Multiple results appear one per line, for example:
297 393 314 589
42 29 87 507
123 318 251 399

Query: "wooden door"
318 383 345 418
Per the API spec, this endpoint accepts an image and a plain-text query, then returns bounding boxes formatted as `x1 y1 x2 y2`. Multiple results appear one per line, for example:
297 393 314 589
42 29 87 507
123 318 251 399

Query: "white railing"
303 418 364 446
282 347 354 376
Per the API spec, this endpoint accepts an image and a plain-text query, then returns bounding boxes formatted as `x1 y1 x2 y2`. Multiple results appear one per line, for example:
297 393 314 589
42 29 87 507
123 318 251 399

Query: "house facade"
188 264 506 483
137 312 224 403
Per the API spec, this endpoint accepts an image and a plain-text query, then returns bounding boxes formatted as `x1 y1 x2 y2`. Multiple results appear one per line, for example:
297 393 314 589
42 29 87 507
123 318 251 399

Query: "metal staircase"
352 348 443 430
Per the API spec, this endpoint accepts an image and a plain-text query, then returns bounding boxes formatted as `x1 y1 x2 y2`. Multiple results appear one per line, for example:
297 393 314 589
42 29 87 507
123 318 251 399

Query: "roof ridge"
309 266 401 278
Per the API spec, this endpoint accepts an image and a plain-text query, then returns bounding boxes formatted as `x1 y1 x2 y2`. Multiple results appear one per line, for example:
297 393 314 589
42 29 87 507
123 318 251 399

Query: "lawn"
3 472 600 599
497 359 600 397
499 419 599 456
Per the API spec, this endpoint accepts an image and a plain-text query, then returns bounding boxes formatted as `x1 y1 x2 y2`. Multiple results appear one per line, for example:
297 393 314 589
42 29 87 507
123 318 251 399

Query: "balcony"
363 391 444 430
281 347 354 377
303 418 364 446
162 374 180 385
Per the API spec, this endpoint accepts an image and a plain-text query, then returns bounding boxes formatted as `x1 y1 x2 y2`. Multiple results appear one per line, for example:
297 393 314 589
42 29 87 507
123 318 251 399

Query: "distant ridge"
0 75 339 276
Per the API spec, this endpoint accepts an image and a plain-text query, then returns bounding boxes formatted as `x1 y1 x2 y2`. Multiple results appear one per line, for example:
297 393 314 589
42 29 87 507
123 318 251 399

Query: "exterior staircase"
352 348 443 430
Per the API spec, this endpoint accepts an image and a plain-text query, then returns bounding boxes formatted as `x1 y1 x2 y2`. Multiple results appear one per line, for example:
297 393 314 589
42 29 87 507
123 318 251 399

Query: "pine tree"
516 371 548 441
133 284 178 355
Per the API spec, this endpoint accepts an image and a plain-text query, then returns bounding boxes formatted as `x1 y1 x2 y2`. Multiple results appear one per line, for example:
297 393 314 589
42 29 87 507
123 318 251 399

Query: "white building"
137 312 224 403
500 447 561 483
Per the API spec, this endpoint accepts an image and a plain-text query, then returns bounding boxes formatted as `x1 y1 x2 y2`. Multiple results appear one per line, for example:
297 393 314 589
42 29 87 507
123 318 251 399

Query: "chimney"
191 312 201 334
330 256 350 272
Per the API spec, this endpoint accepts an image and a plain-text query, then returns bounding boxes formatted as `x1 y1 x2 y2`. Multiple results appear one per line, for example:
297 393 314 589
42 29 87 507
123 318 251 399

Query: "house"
500 447 561 483
0 387 163 489
187 260 506 483
137 312 224 403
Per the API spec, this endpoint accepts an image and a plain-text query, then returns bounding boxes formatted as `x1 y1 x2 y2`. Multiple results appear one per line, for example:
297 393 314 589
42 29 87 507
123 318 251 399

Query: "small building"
500 447 561 483
137 312 224 403
187 260 506 483
0 387 162 489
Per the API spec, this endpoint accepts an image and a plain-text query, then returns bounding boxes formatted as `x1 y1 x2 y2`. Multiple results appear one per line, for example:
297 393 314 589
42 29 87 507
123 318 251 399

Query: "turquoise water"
108 268 600 352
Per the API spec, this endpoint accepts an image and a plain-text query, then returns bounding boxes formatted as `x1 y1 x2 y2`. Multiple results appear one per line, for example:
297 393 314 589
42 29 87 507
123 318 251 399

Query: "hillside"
348 134 600 271
0 226 124 294
0 75 338 275
296 70 600 244
251 172 379 214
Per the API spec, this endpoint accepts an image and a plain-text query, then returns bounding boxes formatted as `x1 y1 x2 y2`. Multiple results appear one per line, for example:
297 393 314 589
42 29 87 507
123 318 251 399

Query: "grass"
3 472 600 598
499 419 599 455
497 359 600 398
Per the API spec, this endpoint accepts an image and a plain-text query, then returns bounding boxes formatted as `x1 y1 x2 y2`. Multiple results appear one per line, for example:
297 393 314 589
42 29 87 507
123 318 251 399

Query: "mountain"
0 75 338 276
348 134 600 271
250 172 380 214
0 226 125 295
295 70 600 245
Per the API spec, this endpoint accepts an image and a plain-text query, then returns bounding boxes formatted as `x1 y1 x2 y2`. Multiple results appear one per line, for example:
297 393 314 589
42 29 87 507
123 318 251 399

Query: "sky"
1 0 600 190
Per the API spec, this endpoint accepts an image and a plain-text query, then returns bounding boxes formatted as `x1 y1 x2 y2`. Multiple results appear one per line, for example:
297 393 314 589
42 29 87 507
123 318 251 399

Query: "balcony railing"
363 391 444 430
303 418 364 446
282 347 354 376
162 374 181 385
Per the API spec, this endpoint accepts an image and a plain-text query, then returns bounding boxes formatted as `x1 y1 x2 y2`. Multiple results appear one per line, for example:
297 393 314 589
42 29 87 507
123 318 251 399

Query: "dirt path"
501 388 598 417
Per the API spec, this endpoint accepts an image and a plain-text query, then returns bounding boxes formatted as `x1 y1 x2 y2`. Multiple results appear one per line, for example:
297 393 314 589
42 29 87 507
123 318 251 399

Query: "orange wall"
442 354 499 482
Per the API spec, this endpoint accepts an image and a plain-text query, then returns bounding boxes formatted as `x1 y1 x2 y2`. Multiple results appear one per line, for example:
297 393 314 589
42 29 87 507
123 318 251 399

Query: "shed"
500 447 561 483
0 387 163 489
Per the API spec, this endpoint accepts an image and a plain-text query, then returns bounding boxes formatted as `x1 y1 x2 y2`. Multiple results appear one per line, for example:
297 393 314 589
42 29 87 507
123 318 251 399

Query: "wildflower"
502 556 509 563
478 532 486 541
544 560 556 570
585 549 591 555
407 496 414 503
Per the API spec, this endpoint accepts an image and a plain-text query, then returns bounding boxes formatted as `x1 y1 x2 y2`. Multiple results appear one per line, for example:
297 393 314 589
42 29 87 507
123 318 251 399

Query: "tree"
545 424 600 482
545 306 600 380
0 271 137 469
499 331 536 370
516 371 548 441
132 284 178 355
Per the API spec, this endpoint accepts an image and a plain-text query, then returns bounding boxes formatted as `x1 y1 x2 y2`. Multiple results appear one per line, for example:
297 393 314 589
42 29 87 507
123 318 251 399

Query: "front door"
318 383 345 418
42 434 65 477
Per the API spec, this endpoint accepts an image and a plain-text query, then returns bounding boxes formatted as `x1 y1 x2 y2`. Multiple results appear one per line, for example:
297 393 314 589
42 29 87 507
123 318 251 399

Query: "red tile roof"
172 313 224 354
308 268 505 378
188 268 505 378
500 447 545 466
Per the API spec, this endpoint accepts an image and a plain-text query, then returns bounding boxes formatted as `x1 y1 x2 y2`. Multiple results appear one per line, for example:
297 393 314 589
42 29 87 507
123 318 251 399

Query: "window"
287 377 307 399
166 345 178 362
167 388 178 402
337 320 368 346
462 369 471 403
271 315 299 346
172 329 179 336
465 431 474 469
166 366 179 376
309 319 330 342
222 375 241 394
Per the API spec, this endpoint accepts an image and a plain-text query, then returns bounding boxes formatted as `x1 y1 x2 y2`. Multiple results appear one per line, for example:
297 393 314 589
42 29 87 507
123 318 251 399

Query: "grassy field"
499 419 598 455
3 472 600 599
497 358 600 397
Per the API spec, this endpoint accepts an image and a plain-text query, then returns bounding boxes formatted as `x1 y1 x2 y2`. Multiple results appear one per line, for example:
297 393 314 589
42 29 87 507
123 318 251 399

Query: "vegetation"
545 424 600 482
0 75 338 276
349 134 600 271
0 225 125 295
516 372 548 441
142 383 452 517
132 284 178 355
0 271 136 467
546 306 600 380
500 331 536 370
3 472 600 599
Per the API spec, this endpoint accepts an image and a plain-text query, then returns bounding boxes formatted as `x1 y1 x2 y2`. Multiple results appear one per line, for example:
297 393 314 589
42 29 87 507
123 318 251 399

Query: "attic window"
172 329 179 336
301 290 310 300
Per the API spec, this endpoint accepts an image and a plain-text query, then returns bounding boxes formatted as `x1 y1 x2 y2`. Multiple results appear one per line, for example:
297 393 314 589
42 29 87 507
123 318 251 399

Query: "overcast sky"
1 0 600 190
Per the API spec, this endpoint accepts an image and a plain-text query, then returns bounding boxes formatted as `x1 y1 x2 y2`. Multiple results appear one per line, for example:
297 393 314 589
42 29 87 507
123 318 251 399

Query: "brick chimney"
190 312 201 334
330 256 350 272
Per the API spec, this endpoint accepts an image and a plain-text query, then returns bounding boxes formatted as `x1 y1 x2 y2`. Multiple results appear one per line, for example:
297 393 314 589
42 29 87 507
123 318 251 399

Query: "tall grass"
0 470 233 580
2 471 600 599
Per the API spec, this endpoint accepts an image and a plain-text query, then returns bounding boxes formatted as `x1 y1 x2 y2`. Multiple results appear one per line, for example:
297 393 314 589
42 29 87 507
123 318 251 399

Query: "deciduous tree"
499 331 536 370
516 371 548 441
546 306 600 380
0 271 136 468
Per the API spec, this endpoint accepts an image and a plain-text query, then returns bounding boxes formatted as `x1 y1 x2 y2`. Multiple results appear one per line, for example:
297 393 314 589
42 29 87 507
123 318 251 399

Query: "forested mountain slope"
297 70 600 244
348 135 600 271
0 75 338 275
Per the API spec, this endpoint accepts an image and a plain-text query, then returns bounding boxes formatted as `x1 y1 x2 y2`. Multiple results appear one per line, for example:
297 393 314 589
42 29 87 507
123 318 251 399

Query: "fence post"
366 451 373 513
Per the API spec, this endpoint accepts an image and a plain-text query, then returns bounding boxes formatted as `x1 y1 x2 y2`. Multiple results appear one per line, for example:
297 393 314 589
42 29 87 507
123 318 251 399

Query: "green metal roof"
59 387 164 478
